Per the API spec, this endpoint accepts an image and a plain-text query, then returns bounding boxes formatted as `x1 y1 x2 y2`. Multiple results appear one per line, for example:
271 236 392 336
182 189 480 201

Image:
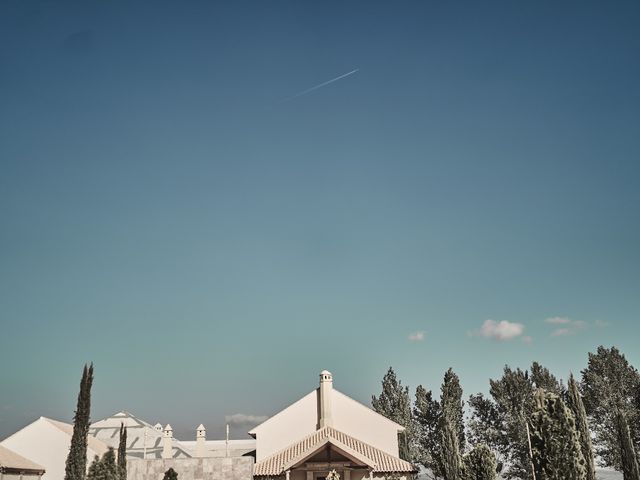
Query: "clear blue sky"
1 0 639 441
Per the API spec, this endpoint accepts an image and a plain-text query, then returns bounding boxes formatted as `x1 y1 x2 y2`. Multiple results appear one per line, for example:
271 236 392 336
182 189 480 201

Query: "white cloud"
408 331 426 342
551 328 572 337
224 413 268 428
473 319 525 341
545 317 586 337
522 335 534 344
545 316 572 325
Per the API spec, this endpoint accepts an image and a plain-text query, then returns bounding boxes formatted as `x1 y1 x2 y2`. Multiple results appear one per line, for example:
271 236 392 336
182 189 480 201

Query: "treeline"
372 346 640 480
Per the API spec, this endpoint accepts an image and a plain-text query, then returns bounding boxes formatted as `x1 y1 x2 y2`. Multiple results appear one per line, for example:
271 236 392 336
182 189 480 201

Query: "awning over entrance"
253 426 416 477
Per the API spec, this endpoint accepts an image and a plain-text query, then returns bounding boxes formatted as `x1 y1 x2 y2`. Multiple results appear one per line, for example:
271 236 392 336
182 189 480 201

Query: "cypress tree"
162 468 178 480
566 374 596 480
441 412 463 480
463 444 497 480
117 423 127 480
530 389 586 480
64 363 94 480
372 367 415 462
616 409 640 480
87 456 101 480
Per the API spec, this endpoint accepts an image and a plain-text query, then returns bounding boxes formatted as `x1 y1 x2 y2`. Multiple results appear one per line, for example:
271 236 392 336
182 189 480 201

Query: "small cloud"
472 319 525 341
408 331 426 342
551 328 572 337
545 316 572 325
545 316 586 337
522 335 534 344
224 413 268 428
594 320 610 328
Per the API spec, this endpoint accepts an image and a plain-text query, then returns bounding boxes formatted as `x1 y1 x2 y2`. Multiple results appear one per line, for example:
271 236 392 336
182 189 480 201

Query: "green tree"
441 412 463 480
64 363 94 480
529 389 586 480
616 409 640 480
566 374 596 480
581 346 640 470
468 363 561 480
162 468 178 480
117 423 127 480
101 449 118 480
463 444 497 480
87 456 103 480
414 368 465 477
372 367 415 462
414 385 441 473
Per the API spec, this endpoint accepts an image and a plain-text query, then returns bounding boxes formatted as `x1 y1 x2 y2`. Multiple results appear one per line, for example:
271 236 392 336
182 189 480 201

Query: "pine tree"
463 444 497 480
616 409 640 480
566 374 596 480
162 468 178 480
529 389 587 480
372 367 415 462
101 448 118 480
441 412 463 480
117 423 127 480
64 363 94 480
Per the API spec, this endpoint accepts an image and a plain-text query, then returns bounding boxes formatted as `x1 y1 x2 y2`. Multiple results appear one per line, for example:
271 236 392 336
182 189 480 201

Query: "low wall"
127 457 254 480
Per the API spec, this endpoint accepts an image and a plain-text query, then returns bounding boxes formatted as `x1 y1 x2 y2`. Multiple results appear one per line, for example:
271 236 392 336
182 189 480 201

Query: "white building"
0 444 45 480
251 371 416 480
0 417 108 480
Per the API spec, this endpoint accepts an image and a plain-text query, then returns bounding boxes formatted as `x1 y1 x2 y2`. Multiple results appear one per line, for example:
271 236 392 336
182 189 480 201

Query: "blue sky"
1 0 639 440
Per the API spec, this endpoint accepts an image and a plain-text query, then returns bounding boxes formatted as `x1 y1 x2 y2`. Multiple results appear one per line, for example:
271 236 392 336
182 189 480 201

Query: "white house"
250 371 416 480
0 444 46 480
0 417 108 480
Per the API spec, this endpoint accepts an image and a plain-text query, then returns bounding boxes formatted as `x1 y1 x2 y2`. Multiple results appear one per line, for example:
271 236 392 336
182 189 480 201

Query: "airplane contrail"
287 69 359 100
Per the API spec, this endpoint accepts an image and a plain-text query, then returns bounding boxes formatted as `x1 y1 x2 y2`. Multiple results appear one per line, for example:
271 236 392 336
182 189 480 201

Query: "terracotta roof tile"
254 427 416 476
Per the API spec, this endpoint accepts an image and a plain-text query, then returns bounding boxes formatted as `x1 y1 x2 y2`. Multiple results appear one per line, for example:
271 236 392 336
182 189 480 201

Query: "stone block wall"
127 457 254 480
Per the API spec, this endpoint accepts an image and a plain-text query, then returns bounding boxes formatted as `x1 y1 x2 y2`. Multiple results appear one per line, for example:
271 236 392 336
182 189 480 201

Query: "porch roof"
254 426 416 476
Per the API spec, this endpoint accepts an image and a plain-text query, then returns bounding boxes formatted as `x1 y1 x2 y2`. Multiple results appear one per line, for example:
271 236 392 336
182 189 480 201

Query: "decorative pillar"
162 424 173 459
196 424 206 457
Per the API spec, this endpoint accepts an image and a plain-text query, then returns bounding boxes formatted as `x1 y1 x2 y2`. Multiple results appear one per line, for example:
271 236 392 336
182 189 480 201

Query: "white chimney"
319 370 333 428
196 424 206 457
162 424 173 459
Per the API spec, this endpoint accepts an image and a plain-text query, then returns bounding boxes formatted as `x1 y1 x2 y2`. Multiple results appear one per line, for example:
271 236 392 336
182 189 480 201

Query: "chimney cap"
320 370 332 375
164 424 173 431
197 424 205 431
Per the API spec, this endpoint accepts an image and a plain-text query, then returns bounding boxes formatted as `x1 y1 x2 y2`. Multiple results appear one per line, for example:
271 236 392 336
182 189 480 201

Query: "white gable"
250 383 404 461
1 417 108 480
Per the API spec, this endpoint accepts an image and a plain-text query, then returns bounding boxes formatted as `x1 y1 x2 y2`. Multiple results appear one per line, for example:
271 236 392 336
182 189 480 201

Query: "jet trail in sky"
287 69 359 100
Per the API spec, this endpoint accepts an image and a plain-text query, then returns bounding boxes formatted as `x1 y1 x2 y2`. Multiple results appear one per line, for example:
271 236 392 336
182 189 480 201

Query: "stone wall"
127 457 254 480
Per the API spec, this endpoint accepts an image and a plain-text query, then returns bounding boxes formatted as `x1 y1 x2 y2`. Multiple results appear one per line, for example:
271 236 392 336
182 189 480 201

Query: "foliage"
64 363 94 480
414 368 464 477
463 444 497 480
440 411 463 480
468 363 561 480
616 409 640 480
529 389 586 480
117 423 127 480
87 449 118 480
162 468 178 480
566 374 596 480
372 367 416 462
581 346 640 470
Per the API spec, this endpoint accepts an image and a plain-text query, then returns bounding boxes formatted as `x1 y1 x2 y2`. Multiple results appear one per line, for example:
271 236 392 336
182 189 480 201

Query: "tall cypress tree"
566 374 596 480
64 363 94 480
616 409 640 480
117 423 127 480
441 412 463 480
372 367 415 462
529 389 586 480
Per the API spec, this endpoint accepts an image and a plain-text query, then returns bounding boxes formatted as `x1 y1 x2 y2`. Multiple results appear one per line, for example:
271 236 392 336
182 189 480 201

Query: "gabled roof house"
251 371 416 480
